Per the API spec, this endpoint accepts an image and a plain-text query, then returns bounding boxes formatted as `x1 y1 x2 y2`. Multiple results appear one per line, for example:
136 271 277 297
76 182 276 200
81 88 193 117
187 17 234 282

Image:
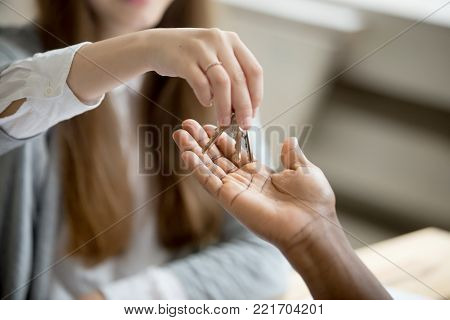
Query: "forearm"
284 218 392 300
67 30 152 103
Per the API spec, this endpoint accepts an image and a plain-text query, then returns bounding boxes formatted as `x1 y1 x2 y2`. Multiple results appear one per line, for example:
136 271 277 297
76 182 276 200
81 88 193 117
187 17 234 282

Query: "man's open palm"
173 120 336 250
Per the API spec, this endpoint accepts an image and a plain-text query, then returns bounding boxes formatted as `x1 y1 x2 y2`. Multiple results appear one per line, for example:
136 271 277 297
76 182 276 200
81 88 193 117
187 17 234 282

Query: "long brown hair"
36 0 222 264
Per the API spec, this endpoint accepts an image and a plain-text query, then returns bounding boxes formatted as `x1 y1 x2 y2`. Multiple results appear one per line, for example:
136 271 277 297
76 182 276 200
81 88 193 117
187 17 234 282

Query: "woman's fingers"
181 151 223 196
231 34 263 118
196 29 262 128
218 42 253 129
184 65 212 107
205 63 232 127
280 137 309 170
148 29 261 126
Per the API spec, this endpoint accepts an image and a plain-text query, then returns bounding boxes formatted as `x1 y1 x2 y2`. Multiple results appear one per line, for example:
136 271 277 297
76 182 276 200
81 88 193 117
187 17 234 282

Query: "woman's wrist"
135 29 158 72
68 31 154 103
139 28 173 74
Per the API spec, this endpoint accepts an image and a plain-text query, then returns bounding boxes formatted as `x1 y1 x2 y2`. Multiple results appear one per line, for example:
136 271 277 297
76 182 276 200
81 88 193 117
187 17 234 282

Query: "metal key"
202 126 227 153
243 131 254 163
202 114 236 154
202 113 254 165
232 128 242 163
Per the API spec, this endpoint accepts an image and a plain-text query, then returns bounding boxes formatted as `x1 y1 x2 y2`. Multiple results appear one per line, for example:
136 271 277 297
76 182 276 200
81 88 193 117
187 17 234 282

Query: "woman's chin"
122 0 151 6
118 7 168 30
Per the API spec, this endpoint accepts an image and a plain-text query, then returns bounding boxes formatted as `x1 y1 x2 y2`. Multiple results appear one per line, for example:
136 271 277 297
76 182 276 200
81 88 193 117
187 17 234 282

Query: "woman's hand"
69 28 261 129
172 119 336 251
145 28 263 129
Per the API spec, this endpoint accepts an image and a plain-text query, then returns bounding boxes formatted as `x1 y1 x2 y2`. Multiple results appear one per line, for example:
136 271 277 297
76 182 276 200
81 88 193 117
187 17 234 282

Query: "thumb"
280 137 309 170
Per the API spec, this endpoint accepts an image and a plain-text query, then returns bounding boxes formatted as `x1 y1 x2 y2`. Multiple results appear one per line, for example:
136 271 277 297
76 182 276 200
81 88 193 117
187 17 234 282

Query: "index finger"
173 129 226 179
233 39 263 117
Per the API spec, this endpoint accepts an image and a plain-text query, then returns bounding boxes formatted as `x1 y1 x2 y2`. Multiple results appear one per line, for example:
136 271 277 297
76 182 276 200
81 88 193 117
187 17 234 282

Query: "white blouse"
0 44 187 299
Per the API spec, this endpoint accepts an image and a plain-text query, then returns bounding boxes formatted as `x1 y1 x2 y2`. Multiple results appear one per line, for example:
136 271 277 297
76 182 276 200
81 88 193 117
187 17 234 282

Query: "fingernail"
289 137 299 147
219 116 231 127
252 105 260 118
242 116 252 129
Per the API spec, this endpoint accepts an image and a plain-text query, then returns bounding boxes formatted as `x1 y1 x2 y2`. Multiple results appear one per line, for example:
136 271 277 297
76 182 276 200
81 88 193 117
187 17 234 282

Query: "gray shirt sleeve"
0 27 44 155
0 128 41 156
0 29 35 155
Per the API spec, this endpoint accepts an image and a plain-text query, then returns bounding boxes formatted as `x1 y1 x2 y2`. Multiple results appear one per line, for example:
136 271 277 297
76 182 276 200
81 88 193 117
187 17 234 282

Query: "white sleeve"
0 42 104 139
99 268 187 300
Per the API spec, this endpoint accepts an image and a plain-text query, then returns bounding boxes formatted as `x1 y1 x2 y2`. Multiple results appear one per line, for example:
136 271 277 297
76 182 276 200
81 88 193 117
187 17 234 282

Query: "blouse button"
45 87 53 97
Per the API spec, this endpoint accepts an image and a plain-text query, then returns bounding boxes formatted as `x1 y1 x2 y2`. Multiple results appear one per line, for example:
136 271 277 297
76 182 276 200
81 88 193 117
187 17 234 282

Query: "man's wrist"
282 214 354 276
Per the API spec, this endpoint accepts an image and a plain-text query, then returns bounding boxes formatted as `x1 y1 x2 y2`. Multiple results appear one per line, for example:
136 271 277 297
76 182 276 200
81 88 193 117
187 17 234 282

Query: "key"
232 129 242 163
202 114 237 154
243 131 254 163
226 115 243 164
202 126 226 153
202 113 254 166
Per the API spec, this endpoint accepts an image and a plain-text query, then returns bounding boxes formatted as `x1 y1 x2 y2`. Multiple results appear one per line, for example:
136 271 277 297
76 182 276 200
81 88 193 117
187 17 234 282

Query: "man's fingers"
181 151 223 196
173 128 226 178
182 119 210 146
204 124 250 166
173 128 202 154
182 119 222 160
280 137 309 170
215 156 238 174
204 124 232 157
